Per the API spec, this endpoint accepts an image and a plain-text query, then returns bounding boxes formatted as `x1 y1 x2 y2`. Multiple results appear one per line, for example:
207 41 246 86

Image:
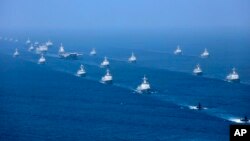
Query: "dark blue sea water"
0 30 250 140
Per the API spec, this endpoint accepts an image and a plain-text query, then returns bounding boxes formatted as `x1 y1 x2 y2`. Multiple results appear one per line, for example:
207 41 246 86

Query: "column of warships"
11 38 241 84
6 38 244 85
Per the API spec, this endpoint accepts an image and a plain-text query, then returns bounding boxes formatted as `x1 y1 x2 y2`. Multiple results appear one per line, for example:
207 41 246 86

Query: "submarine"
240 116 249 123
196 103 203 110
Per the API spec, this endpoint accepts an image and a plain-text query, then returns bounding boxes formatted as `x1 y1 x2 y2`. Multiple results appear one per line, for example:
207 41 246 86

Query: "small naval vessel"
38 54 46 64
58 43 65 54
90 48 97 56
26 38 31 44
13 48 19 57
101 69 113 84
100 57 110 67
128 52 136 63
28 44 34 51
200 48 209 58
226 68 240 82
36 44 48 54
174 45 182 55
136 76 151 93
193 64 203 75
77 64 86 77
34 41 39 46
46 40 53 46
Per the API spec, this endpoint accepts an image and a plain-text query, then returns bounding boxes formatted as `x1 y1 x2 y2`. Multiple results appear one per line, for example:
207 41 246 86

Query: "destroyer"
26 38 31 44
193 64 203 75
128 52 137 63
58 43 65 54
28 44 34 51
38 54 46 64
174 45 182 55
201 48 209 58
90 48 96 56
101 69 113 84
136 76 151 93
36 44 48 54
46 40 53 46
77 64 86 77
226 68 240 82
100 56 110 67
13 48 19 57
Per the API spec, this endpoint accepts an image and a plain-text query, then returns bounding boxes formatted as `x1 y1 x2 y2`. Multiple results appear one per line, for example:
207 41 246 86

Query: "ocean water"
0 30 250 141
